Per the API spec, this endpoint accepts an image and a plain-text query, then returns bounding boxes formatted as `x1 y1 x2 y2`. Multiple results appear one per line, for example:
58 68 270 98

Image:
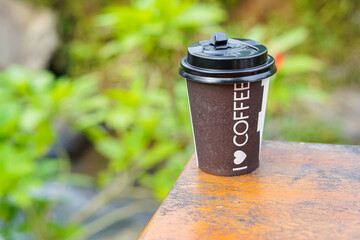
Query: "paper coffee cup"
179 33 277 176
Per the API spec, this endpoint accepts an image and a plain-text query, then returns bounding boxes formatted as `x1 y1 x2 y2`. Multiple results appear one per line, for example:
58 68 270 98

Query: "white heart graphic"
234 150 247 165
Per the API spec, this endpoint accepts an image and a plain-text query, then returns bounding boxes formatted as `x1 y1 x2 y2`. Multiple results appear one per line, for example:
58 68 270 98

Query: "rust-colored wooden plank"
140 141 360 240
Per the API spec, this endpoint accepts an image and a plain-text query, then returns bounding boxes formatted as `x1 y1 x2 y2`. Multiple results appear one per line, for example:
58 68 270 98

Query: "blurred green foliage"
1 0 225 239
269 0 360 87
0 66 100 239
2 0 359 238
0 65 193 239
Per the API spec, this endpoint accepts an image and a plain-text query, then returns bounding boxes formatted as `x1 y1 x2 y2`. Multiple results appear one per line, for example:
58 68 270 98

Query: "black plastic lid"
179 32 277 84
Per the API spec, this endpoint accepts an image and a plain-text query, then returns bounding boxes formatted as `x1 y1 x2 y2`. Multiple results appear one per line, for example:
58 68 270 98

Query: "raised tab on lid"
180 32 277 84
210 32 228 49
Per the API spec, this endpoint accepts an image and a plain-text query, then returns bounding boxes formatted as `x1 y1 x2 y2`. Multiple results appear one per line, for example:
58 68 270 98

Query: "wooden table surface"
140 141 360 240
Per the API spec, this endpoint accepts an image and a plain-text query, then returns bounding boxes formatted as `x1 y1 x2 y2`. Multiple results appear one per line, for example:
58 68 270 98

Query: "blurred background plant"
0 0 359 239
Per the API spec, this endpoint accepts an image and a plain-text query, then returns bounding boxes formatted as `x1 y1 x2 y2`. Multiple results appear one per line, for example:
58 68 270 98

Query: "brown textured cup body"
186 78 270 176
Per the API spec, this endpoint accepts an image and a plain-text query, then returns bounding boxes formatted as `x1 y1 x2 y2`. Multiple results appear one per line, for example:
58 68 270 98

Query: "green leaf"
138 142 180 169
269 27 308 53
31 71 54 93
0 103 20 136
19 108 46 132
281 55 325 75
293 85 329 104
171 3 226 28
105 89 140 106
96 138 125 162
245 25 266 42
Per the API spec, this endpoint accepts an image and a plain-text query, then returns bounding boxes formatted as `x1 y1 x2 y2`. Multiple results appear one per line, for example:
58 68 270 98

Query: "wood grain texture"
140 141 360 240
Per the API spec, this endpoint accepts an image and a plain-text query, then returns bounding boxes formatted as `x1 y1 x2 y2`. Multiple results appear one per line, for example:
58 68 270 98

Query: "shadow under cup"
179 32 276 176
